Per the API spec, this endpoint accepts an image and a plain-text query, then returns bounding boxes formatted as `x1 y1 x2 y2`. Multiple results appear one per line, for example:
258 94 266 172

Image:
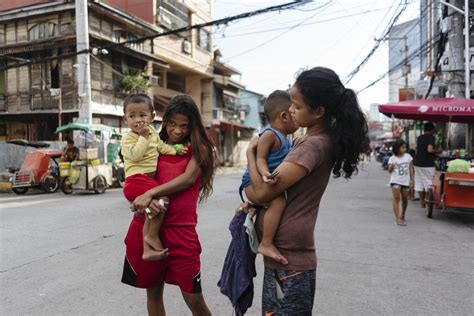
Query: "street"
1 161 473 315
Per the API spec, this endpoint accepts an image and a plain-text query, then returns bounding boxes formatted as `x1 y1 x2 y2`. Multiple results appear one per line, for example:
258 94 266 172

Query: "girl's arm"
388 163 396 173
247 139 307 204
409 161 414 186
131 156 201 213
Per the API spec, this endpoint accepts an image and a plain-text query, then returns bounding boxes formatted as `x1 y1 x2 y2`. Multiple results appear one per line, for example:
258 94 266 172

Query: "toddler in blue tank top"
240 90 298 265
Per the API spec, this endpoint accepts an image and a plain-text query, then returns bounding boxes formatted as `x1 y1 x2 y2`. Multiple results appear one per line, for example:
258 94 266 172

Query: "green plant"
121 74 150 94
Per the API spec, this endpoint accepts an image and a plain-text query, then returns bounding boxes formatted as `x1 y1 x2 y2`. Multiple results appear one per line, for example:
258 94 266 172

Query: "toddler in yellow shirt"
122 93 186 261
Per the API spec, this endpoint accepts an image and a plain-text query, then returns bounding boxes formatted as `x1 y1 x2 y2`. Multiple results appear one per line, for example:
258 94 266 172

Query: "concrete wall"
0 0 50 12
240 89 264 132
104 0 155 24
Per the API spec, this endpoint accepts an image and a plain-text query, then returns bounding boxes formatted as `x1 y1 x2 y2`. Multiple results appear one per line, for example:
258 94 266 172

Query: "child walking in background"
240 90 298 264
121 93 186 261
388 139 414 226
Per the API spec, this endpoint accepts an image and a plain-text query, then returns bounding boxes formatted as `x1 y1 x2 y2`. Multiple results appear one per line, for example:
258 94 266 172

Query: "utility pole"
76 0 92 124
441 0 470 98
440 0 471 150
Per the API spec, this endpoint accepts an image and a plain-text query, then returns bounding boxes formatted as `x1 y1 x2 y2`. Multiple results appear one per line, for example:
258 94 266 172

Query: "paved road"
1 162 473 315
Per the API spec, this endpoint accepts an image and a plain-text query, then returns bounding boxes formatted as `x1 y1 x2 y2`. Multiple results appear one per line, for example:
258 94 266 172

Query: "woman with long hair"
244 67 369 314
122 94 216 316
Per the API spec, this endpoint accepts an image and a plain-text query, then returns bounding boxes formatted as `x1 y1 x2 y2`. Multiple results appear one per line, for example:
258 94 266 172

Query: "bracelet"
174 144 183 153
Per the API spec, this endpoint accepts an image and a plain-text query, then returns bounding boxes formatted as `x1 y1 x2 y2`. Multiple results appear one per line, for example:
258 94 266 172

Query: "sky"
212 0 421 111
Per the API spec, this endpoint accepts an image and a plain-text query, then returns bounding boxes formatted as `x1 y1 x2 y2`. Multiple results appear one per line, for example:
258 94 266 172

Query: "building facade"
105 0 215 125
0 1 164 140
240 89 266 132
209 51 254 166
0 0 215 141
388 18 422 102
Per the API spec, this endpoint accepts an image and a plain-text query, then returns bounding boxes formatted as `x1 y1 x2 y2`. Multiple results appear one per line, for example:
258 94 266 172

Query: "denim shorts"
390 183 410 190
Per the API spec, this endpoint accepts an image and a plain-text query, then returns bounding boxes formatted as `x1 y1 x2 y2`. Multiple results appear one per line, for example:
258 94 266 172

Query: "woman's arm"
247 140 307 204
131 156 201 213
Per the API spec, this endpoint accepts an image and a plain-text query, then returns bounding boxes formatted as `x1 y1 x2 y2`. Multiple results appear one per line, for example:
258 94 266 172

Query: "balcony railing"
31 92 61 110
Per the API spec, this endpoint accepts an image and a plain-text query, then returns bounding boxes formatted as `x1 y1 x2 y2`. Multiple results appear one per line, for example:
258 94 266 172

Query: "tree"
121 74 150 94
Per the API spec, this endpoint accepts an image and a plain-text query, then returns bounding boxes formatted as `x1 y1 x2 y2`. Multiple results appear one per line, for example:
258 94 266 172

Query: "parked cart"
6 140 61 194
55 123 123 194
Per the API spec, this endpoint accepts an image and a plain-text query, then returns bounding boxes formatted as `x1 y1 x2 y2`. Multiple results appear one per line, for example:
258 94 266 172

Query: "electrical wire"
221 1 333 62
357 34 442 94
0 0 307 72
343 1 410 84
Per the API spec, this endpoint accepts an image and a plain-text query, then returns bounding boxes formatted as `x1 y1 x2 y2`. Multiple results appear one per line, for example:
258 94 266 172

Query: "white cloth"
243 213 259 254
388 153 413 186
414 166 436 192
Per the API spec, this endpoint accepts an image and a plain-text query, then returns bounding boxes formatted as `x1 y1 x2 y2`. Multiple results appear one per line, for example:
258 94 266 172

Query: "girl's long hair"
295 67 369 178
159 95 216 201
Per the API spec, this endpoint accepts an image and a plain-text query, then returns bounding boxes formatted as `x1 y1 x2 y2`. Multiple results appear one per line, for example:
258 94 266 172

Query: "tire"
426 188 434 218
61 178 73 194
42 174 59 193
93 175 107 194
116 168 125 188
12 187 28 195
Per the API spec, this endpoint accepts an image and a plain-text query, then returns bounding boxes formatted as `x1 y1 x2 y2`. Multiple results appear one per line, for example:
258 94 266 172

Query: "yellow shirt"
122 126 177 178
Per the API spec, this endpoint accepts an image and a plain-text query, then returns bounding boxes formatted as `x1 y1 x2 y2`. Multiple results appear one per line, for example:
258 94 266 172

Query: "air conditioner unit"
182 40 192 54
149 75 159 86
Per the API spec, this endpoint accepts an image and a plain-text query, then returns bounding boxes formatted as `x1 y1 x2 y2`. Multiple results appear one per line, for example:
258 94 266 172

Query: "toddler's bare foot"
258 243 288 265
142 248 169 261
144 234 164 252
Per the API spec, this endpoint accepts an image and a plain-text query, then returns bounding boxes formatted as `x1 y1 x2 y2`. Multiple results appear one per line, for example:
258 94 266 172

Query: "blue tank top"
240 127 292 190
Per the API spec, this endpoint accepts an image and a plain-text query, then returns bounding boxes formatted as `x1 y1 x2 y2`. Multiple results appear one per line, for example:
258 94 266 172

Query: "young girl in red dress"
121 95 216 316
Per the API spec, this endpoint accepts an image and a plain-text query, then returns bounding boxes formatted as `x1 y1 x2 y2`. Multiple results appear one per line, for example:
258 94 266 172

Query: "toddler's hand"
136 122 150 138
262 171 278 184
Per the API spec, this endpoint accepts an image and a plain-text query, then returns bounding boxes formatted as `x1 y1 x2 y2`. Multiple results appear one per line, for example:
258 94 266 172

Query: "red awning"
378 98 474 123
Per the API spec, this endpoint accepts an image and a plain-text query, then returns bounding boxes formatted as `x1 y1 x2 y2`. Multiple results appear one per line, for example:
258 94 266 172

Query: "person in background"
61 138 80 162
407 148 417 200
388 139 414 226
414 122 441 208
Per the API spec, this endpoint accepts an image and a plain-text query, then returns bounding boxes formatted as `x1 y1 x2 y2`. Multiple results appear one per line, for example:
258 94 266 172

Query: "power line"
216 6 392 39
0 0 307 71
343 1 410 84
221 1 333 62
357 34 442 94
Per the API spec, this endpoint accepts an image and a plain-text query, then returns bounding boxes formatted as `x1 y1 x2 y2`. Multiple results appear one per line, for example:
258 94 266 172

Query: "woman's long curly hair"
159 95 216 201
295 67 369 178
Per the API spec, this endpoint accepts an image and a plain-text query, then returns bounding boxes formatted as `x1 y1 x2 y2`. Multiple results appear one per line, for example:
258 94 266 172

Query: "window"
198 28 211 51
0 59 6 94
0 25 5 45
157 0 189 38
50 60 60 89
113 30 144 51
28 22 57 41
167 72 185 93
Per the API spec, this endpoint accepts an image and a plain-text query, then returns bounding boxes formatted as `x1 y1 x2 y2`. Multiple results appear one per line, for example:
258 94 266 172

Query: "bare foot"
258 243 288 265
144 234 164 252
142 248 169 261
396 219 407 226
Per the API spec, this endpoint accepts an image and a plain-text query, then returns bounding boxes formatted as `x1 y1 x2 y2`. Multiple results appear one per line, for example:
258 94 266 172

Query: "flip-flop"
396 220 407 226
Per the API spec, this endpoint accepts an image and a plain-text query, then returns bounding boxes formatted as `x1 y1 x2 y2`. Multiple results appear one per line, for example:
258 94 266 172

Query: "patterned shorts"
262 267 316 316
